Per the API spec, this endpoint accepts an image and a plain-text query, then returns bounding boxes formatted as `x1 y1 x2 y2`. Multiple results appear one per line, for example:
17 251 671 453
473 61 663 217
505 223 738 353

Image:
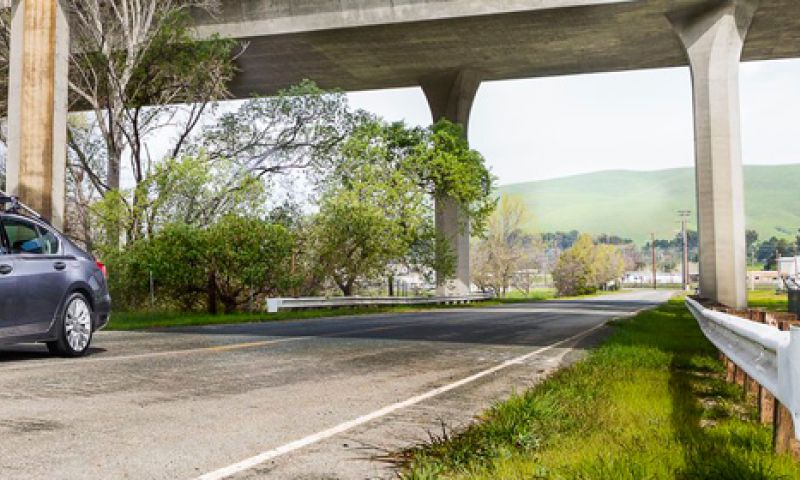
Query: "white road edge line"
196 317 623 480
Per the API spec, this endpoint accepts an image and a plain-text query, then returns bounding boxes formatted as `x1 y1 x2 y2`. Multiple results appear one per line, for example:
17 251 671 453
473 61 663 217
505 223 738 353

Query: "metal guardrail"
267 293 493 313
685 297 800 439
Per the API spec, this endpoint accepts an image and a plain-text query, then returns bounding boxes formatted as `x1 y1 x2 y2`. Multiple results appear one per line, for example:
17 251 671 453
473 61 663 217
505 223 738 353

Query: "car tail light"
96 261 108 279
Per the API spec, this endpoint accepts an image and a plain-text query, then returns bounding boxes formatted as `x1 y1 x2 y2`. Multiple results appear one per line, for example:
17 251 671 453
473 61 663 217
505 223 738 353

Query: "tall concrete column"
420 70 482 295
6 0 69 228
669 0 757 309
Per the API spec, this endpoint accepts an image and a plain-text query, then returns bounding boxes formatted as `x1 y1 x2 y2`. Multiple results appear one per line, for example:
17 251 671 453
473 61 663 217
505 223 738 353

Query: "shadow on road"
0 346 107 363
150 298 666 347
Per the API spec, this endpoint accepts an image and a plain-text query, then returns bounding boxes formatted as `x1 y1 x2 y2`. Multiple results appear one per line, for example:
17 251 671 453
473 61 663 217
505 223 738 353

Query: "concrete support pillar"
6 0 69 228
670 0 758 309
420 70 481 295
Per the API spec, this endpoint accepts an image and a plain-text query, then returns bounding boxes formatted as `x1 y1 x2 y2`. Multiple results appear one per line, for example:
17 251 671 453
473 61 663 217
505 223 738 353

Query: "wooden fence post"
761 386 775 425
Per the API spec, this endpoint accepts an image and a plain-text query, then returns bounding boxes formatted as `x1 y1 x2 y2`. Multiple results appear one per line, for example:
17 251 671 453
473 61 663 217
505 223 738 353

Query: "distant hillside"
498 165 800 244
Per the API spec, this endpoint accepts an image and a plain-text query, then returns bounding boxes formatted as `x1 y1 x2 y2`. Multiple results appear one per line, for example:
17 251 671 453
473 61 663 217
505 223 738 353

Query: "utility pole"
651 233 657 290
679 210 691 291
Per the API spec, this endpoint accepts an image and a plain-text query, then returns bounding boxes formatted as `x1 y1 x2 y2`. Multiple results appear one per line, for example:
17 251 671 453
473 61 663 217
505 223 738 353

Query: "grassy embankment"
747 290 789 312
499 165 800 243
400 298 800 479
107 289 561 331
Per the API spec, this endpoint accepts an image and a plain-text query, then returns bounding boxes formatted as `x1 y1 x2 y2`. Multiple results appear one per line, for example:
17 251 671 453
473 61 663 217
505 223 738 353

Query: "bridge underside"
6 0 800 307
195 0 800 97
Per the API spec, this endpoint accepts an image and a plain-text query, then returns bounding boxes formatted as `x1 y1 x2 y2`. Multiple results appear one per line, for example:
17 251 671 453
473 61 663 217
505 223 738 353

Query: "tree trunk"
341 281 354 297
388 275 394 297
207 271 218 315
221 296 237 315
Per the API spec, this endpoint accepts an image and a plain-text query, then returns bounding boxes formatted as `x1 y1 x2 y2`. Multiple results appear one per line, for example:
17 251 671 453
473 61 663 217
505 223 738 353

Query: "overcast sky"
347 58 800 186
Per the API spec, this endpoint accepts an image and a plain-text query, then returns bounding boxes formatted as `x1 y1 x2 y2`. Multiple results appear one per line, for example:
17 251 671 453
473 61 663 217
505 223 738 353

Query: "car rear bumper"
93 292 111 331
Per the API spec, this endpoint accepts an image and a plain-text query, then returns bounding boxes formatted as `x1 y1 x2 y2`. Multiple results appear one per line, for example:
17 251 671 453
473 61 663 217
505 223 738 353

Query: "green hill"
498 165 800 244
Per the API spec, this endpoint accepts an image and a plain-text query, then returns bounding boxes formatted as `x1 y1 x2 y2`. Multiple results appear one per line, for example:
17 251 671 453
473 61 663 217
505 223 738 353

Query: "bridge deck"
194 0 800 96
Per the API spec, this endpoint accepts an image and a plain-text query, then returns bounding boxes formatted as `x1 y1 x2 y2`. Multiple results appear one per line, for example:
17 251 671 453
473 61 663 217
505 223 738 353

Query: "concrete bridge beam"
670 0 758 309
5 0 69 228
421 70 482 295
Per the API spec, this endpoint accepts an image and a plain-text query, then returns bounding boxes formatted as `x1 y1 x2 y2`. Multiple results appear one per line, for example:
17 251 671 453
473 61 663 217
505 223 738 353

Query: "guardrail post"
773 402 798 457
266 299 282 313
774 323 800 458
746 375 760 399
761 386 776 425
726 358 736 383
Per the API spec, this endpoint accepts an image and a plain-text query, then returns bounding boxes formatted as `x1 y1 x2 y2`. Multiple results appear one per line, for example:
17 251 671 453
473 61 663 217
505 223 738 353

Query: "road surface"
0 290 672 479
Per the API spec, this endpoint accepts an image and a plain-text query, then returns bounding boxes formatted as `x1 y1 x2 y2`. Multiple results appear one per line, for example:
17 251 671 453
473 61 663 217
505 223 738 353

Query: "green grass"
748 290 789 312
400 299 800 479
500 165 800 243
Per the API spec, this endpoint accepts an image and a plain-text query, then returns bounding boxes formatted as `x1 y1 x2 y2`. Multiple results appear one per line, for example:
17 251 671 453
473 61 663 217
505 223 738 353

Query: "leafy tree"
312 119 494 293
105 223 209 311
552 234 599 296
407 120 496 237
311 127 427 295
206 216 295 313
746 229 759 250
541 230 580 251
757 236 794 270
312 189 418 296
595 244 625 288
88 155 266 254
595 234 633 245
552 234 625 296
105 216 295 313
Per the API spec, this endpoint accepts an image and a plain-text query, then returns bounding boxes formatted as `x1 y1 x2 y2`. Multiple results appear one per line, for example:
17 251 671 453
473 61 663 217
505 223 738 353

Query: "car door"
1 216 71 335
0 219 22 336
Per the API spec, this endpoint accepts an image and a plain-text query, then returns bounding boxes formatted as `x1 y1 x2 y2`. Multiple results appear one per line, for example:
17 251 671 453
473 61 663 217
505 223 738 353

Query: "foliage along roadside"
399 298 800 480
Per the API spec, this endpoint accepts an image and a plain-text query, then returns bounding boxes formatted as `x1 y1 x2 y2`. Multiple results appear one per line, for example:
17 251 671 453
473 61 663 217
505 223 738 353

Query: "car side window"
2 218 44 254
37 226 60 255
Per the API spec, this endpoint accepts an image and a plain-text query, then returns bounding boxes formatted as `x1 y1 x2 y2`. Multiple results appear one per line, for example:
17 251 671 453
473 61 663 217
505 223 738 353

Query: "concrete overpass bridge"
5 0 800 308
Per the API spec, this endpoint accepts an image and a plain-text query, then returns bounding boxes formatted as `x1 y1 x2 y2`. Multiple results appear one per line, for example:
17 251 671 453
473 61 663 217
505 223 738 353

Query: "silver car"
0 197 111 357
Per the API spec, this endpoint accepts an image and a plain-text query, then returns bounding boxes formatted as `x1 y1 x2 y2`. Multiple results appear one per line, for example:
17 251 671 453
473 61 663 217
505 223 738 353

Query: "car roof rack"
0 191 50 225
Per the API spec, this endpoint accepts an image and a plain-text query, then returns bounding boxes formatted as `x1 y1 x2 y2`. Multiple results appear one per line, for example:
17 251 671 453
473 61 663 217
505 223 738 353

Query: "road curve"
0 290 672 480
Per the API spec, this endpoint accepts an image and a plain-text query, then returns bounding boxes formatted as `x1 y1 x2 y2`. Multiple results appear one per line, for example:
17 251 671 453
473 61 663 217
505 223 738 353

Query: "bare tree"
191 81 366 185
67 0 232 188
512 237 545 295
471 195 534 296
60 0 242 247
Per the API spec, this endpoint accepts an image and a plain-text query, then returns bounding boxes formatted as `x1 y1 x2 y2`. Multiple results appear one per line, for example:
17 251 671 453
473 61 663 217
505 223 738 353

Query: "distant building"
747 271 781 290
777 257 800 277
623 272 683 285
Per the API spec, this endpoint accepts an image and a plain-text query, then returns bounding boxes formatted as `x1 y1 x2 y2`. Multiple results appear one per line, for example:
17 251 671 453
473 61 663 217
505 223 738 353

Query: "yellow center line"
0 322 420 371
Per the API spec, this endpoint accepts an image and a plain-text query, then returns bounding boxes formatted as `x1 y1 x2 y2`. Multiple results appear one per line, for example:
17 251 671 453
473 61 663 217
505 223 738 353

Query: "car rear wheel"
47 293 93 357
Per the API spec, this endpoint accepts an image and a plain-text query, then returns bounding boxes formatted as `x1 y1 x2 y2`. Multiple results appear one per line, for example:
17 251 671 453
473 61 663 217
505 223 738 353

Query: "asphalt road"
0 290 672 480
